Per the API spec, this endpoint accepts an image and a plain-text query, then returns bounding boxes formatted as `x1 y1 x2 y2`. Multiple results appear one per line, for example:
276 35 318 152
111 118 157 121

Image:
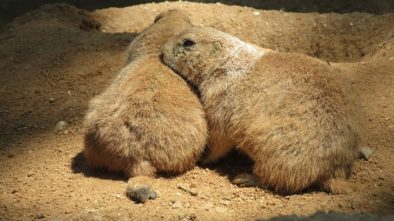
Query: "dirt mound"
0 2 393 220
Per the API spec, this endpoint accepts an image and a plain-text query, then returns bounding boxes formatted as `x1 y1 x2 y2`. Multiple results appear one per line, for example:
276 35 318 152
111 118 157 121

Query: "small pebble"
267 201 276 206
85 208 97 213
221 200 230 206
215 206 228 213
253 11 261 16
34 212 45 219
172 201 182 209
177 184 198 196
49 97 55 103
189 214 197 221
359 146 373 160
54 121 67 131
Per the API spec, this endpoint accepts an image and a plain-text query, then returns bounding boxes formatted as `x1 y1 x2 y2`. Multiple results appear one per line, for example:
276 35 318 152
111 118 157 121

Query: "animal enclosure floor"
0 2 393 220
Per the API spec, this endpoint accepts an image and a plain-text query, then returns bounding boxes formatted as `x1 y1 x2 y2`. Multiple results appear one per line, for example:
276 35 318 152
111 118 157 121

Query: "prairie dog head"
162 27 266 86
127 9 191 62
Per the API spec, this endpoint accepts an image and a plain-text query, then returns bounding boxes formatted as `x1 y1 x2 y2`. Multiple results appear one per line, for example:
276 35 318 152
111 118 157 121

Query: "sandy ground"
0 2 393 220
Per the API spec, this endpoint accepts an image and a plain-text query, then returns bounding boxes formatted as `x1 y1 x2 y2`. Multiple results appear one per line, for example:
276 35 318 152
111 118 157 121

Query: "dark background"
1 0 394 28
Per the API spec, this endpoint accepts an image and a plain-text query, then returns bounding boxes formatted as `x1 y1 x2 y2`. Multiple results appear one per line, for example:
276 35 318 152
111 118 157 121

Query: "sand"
0 2 393 220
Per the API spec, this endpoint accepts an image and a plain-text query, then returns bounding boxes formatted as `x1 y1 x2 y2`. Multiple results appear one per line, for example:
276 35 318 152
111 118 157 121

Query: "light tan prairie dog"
83 10 207 203
161 27 360 194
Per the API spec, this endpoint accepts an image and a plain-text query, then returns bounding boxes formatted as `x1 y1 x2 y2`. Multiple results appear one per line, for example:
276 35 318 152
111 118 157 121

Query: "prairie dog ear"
153 9 190 23
154 13 165 23
210 41 223 55
154 10 174 23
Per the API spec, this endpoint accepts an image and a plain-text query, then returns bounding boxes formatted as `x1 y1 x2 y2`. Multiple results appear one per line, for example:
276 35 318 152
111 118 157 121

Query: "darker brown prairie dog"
83 10 207 203
162 27 360 194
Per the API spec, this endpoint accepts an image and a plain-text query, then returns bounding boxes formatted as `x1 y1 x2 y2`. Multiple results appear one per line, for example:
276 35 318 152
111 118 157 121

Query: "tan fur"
127 10 191 62
83 10 207 180
162 27 359 194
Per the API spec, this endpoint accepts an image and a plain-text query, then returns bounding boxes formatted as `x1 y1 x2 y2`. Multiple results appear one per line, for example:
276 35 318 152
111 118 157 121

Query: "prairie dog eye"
182 39 195 47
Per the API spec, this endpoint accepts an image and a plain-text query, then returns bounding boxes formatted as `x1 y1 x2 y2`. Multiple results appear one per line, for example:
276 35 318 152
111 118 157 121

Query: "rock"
34 212 45 219
177 183 198 196
178 213 197 221
49 97 55 103
85 208 97 213
114 193 122 199
232 173 259 187
267 201 277 206
172 201 182 209
359 146 373 160
54 121 67 131
221 200 230 206
92 215 103 221
189 213 197 221
184 201 191 208
215 206 228 213
126 185 157 204
202 202 214 211
350 202 356 210
253 11 261 16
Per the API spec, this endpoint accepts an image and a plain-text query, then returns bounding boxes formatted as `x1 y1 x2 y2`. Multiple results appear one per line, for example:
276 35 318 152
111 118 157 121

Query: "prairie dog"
126 10 191 62
83 10 207 203
162 27 359 194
